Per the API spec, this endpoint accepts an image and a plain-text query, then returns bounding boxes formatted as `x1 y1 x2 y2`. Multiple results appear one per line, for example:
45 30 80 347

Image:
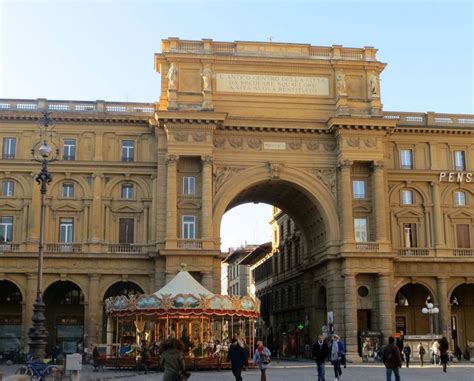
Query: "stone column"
202 271 213 290
378 274 393 342
372 161 387 241
423 207 431 247
91 174 103 243
431 182 445 248
150 175 157 242
437 277 449 337
87 274 100 345
343 273 358 358
166 155 178 246
337 160 354 242
201 156 213 241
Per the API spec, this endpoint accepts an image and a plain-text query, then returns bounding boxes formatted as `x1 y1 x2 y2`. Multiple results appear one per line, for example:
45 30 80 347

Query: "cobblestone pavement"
2 362 474 381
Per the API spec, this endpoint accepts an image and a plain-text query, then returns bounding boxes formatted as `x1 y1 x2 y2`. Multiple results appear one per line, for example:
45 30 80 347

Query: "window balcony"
46 243 82 253
177 239 203 249
453 248 474 257
62 155 76 161
0 242 20 252
397 248 430 257
2 153 16 160
108 243 143 253
355 242 379 251
121 157 134 162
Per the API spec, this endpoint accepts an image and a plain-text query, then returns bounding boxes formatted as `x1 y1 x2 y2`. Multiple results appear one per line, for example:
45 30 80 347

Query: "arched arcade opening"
450 283 474 349
0 280 22 355
395 283 434 336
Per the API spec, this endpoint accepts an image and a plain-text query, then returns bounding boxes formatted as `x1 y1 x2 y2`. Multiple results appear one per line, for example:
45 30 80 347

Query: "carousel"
104 264 260 369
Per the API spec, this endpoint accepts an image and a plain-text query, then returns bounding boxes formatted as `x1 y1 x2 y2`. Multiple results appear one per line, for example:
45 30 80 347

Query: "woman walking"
253 340 271 381
402 344 411 368
417 342 426 366
330 335 344 381
160 338 187 381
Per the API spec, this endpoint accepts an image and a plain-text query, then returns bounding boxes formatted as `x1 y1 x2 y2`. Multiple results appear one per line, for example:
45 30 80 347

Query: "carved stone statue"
167 63 178 91
369 74 379 96
201 64 212 92
336 72 346 95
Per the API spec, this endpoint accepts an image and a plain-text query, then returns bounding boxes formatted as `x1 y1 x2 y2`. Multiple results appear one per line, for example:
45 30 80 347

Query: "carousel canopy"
105 264 260 318
154 267 214 298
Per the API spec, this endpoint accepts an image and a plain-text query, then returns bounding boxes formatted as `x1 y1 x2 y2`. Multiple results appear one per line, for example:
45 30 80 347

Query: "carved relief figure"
201 64 212 92
167 63 178 91
336 72 347 95
369 74 379 96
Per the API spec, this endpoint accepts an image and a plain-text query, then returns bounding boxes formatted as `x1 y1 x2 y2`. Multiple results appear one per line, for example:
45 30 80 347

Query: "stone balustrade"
384 111 474 127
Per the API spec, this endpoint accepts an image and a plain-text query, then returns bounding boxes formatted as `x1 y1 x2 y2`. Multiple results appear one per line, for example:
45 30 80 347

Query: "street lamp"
28 111 59 360
422 302 439 335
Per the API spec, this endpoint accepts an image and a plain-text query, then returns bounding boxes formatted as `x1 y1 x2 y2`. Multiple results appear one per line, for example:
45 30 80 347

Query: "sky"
1 0 473 251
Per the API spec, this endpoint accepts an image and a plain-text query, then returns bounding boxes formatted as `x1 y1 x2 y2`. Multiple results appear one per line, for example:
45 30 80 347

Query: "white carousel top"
153 264 214 298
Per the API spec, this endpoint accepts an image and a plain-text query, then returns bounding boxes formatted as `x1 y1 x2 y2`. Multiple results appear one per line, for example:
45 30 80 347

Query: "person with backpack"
330 334 344 381
253 340 271 381
312 334 329 381
439 337 449 373
382 337 402 381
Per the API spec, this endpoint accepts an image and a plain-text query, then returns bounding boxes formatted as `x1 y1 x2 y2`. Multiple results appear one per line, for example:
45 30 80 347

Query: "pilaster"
372 161 387 241
91 174 103 244
343 273 358 359
165 154 178 248
430 182 445 249
377 273 393 342
201 156 213 245
337 160 354 242
436 276 449 338
86 274 100 345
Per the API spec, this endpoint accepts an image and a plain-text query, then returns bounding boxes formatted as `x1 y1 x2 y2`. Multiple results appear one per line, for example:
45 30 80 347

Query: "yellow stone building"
0 38 473 358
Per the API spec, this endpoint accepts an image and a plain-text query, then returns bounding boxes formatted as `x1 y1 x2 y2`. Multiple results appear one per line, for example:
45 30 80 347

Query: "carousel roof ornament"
105 264 260 319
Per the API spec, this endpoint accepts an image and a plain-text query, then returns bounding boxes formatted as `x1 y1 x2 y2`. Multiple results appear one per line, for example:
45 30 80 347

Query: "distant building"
223 245 258 296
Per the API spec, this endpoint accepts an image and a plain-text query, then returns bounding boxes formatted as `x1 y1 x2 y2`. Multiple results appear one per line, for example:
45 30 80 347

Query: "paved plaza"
2 362 474 381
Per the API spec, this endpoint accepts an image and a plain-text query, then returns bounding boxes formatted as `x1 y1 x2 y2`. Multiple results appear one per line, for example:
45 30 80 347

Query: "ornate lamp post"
422 301 439 335
28 111 59 360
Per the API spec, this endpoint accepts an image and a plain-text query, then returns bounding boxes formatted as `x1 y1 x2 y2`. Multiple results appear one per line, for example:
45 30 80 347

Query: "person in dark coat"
312 335 329 381
439 337 449 373
382 337 402 381
160 338 187 381
141 340 152 374
402 344 411 368
227 337 248 381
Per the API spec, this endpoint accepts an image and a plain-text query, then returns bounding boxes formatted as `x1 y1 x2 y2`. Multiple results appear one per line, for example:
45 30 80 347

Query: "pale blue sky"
1 0 473 251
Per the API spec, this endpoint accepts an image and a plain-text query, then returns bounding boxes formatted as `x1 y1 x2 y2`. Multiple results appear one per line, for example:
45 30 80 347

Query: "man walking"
382 337 402 381
416 342 425 366
312 335 329 381
227 337 248 381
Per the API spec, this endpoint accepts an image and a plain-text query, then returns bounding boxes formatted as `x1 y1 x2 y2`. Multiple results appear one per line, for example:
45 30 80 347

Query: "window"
456 224 470 248
403 223 418 248
121 140 134 162
59 218 74 243
2 181 14 197
182 215 196 239
400 149 413 169
2 138 16 159
352 180 365 199
182 176 196 195
121 183 134 199
454 151 466 171
454 191 466 206
119 218 134 244
354 218 368 242
401 190 414 205
0 217 13 242
62 183 74 198
63 139 76 160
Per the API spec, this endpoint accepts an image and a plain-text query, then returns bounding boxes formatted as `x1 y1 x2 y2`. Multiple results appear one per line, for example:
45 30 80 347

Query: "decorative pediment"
0 200 22 211
394 208 424 219
447 209 474 220
50 201 83 212
177 200 200 209
353 205 371 213
110 203 143 213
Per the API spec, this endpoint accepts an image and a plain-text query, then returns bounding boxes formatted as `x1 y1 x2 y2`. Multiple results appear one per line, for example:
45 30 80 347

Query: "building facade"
223 245 256 296
0 38 473 358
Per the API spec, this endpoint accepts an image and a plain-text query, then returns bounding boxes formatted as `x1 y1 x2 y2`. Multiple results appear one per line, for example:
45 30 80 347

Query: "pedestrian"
312 334 329 381
416 342 426 366
330 334 344 381
160 338 189 381
253 340 271 381
454 345 462 361
227 337 248 381
339 338 347 369
92 346 101 372
439 337 449 373
140 340 152 374
402 344 411 368
382 337 402 381
431 340 440 365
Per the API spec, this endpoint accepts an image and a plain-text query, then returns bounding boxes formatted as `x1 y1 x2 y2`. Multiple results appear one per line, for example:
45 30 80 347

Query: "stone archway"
395 283 434 335
0 280 23 356
449 283 474 348
43 281 85 354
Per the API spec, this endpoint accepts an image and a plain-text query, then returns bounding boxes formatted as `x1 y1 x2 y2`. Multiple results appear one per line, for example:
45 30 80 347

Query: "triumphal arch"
0 38 473 358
